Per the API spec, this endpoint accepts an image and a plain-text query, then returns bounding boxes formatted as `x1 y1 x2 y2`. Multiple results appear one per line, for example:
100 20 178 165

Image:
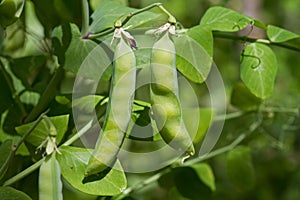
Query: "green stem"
88 2 176 39
0 110 48 181
3 157 46 186
213 32 300 52
113 118 262 199
62 119 94 146
0 59 26 116
81 0 89 36
25 67 64 123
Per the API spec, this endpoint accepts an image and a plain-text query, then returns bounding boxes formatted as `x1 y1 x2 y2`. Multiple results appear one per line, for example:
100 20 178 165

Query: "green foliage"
57 146 127 196
0 0 300 199
241 43 277 99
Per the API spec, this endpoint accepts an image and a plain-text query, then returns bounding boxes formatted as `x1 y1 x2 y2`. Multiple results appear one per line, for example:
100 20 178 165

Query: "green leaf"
15 115 69 147
0 186 32 200
89 1 160 33
10 55 47 90
56 146 127 196
174 30 212 83
226 146 255 190
53 24 113 80
187 25 213 57
72 95 105 113
267 25 300 43
231 82 262 111
190 163 216 191
173 167 213 199
200 6 252 32
240 43 277 99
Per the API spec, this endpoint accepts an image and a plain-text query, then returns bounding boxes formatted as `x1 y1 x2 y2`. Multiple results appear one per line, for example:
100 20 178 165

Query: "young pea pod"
84 29 136 182
150 26 195 155
39 152 63 200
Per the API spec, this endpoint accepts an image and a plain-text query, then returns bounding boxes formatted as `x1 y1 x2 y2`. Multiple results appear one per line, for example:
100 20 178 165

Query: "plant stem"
25 67 64 123
0 59 26 116
213 32 300 52
0 110 48 181
88 2 176 39
81 0 89 36
3 157 46 186
62 119 94 146
112 128 252 199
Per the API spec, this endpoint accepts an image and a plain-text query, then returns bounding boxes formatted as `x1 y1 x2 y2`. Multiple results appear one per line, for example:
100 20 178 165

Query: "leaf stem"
0 59 26 116
88 2 176 39
2 157 46 186
112 119 261 199
213 32 300 52
81 0 89 36
0 110 48 181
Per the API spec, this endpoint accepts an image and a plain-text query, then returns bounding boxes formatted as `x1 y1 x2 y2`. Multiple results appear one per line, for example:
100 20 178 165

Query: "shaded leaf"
240 43 277 99
226 146 255 190
267 25 300 43
56 146 127 196
173 167 213 200
231 82 262 111
190 163 216 191
10 55 47 89
0 140 12 180
0 186 32 200
15 115 69 147
200 6 252 32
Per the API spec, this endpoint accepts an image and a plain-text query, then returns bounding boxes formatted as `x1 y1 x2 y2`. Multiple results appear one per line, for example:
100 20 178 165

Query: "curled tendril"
241 52 262 69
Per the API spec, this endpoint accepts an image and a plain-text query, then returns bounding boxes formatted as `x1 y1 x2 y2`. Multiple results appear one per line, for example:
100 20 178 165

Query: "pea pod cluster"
150 24 195 155
84 28 136 181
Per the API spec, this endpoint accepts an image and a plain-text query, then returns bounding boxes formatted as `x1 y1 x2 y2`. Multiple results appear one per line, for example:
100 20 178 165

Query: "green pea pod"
150 30 195 155
39 152 63 200
84 32 136 182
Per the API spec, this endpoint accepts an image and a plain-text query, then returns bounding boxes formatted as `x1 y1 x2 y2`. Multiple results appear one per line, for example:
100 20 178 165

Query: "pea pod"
39 152 63 200
84 29 136 182
150 27 195 155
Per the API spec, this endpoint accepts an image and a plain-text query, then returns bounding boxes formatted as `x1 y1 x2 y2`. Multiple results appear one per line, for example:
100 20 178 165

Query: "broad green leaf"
240 43 277 99
39 153 63 200
0 186 32 200
15 115 69 147
190 163 216 191
187 25 213 57
89 1 160 33
267 25 300 43
0 68 13 115
10 55 47 90
174 31 212 83
52 24 113 80
226 146 255 190
56 146 127 196
200 6 252 32
231 82 262 111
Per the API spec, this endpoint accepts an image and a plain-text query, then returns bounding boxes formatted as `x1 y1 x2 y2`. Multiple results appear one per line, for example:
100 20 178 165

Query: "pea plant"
1 0 300 199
